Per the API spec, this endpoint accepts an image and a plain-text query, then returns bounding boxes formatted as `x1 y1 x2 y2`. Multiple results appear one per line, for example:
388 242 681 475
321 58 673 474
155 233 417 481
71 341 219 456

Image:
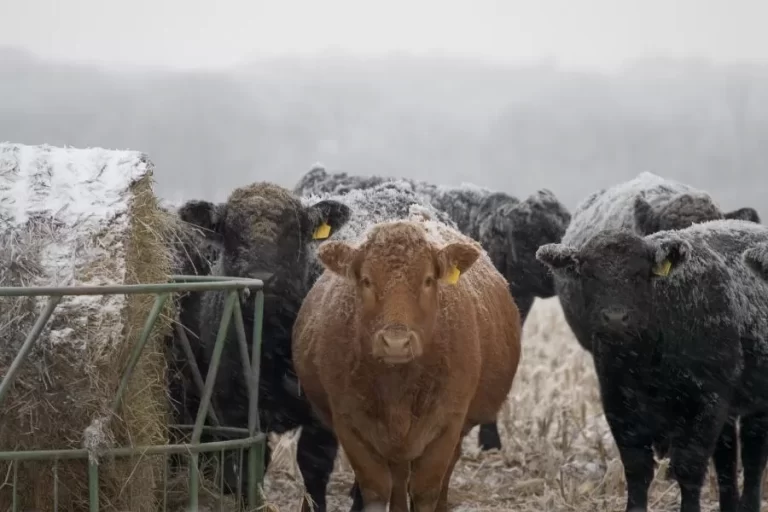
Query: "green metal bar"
0 274 265 297
248 290 265 436
218 448 225 512
237 448 244 509
12 460 18 512
162 454 168 512
0 296 62 406
247 289 265 510
169 424 248 436
170 273 271 284
0 275 270 511
88 460 98 512
0 278 263 297
189 290 238 512
53 459 59 512
0 434 265 461
190 291 237 444
110 293 170 413
189 452 200 512
173 322 221 426
232 298 253 395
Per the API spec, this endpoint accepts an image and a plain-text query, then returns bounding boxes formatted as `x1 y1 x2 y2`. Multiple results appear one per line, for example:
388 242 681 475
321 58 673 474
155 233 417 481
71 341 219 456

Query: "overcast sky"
3 0 768 71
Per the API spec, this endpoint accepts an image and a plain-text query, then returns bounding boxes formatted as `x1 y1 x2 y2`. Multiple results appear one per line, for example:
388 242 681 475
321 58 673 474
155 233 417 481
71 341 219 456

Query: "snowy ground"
256 297 762 512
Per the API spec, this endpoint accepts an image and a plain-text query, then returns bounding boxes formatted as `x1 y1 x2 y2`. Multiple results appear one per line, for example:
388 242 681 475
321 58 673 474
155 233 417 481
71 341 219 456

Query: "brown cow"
293 217 522 511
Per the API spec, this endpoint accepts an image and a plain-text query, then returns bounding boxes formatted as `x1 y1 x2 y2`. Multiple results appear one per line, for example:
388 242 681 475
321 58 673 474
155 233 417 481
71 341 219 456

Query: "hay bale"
0 142 174 511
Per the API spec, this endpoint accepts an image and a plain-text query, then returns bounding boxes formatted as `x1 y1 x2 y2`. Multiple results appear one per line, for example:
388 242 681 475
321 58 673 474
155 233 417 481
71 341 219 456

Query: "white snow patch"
0 142 150 350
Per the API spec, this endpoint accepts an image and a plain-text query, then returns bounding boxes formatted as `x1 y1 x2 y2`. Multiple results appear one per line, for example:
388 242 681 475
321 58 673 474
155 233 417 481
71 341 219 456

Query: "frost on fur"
294 165 514 239
536 218 768 512
296 166 572 319
744 241 768 281
302 180 462 284
543 219 768 348
562 171 759 249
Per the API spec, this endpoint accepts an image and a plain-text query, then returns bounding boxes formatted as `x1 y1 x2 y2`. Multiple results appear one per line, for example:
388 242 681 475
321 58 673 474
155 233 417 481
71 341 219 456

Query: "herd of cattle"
164 167 768 512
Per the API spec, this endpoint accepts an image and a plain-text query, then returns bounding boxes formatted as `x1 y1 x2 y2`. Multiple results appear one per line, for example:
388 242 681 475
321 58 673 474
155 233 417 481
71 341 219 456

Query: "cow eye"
424 276 435 287
361 277 372 288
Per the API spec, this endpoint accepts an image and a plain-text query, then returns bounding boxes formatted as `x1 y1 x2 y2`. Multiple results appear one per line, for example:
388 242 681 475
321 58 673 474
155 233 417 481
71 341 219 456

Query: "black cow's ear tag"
313 222 331 240
653 259 672 277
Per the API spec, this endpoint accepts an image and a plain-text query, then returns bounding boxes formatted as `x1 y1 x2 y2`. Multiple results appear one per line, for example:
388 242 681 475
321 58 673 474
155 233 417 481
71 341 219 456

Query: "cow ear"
649 237 690 278
725 207 761 223
436 242 481 285
306 200 351 241
294 164 329 195
744 243 768 281
536 243 580 274
317 241 360 278
178 200 226 243
633 196 658 236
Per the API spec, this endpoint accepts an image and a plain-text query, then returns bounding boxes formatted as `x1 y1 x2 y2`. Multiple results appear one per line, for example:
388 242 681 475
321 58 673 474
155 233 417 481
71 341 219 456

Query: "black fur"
560 176 760 355
724 207 761 223
176 183 351 512
165 208 221 440
537 221 768 512
744 242 768 281
633 193 723 236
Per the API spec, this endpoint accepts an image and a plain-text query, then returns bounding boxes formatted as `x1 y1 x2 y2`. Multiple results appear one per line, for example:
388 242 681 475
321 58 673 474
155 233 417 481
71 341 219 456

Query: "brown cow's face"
318 222 480 365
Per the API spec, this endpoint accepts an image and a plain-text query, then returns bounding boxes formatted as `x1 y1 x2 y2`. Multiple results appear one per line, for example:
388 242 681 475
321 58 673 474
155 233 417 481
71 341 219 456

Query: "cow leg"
612 428 655 512
389 461 410 512
739 411 768 512
409 423 463 512
334 422 392 511
297 422 339 512
711 416 739 512
593 346 655 512
477 422 501 451
349 481 364 511
435 438 463 511
666 395 729 512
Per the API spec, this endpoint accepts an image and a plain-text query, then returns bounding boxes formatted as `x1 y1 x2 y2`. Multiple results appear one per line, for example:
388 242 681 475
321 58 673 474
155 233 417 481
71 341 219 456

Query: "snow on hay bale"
0 143 175 511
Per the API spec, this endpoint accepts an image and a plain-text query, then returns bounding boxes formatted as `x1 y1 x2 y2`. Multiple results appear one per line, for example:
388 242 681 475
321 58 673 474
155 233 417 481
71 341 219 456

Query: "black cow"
537 219 768 512
556 171 761 353
178 182 351 512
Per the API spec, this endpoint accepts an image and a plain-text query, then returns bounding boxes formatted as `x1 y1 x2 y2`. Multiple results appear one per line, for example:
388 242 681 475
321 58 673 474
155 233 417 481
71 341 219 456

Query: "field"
259 297 756 512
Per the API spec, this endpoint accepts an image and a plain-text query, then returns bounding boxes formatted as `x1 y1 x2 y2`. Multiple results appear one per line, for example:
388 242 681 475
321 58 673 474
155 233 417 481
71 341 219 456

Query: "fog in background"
1 0 767 215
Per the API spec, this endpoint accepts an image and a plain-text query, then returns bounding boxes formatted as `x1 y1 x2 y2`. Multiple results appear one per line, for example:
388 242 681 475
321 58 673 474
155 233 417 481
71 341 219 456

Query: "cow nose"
381 330 412 352
374 326 420 363
601 308 630 328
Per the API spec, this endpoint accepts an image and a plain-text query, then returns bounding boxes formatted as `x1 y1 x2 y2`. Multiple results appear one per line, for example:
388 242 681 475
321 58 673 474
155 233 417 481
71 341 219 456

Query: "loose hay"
261 297 768 511
0 143 174 511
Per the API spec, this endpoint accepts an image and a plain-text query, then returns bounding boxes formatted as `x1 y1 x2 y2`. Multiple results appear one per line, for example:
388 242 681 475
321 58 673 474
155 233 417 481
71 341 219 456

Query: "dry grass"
0 172 175 511
258 297 767 512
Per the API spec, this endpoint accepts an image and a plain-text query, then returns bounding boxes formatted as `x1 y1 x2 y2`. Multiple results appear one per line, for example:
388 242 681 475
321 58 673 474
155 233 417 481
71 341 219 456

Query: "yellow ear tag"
442 265 461 285
653 259 672 277
313 222 331 240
